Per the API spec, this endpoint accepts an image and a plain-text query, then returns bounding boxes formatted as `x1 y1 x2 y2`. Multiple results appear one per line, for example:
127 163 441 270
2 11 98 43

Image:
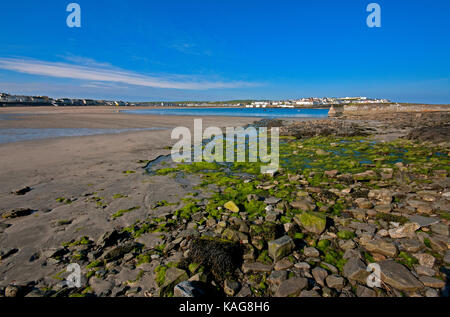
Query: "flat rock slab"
378 260 424 292
418 276 445 289
242 262 273 274
274 277 308 297
406 215 440 228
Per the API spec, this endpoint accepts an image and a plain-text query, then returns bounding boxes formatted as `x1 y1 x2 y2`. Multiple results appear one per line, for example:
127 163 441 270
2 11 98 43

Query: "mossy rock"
158 267 188 297
224 201 240 212
294 211 327 235
337 230 355 240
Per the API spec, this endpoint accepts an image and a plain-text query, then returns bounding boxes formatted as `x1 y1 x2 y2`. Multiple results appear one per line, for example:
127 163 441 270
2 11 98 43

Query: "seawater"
122 107 329 118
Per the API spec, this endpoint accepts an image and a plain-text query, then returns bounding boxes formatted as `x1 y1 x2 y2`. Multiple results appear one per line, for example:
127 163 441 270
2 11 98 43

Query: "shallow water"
0 127 167 144
122 107 329 118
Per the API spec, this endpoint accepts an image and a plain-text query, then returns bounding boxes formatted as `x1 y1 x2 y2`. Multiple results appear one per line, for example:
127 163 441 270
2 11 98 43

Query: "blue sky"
0 0 449 103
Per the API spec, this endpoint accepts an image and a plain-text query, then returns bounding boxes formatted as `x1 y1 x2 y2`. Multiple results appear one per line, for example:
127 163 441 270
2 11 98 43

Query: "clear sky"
0 0 449 103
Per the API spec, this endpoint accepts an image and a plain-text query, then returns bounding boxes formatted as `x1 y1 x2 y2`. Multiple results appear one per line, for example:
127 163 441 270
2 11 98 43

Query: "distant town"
0 92 390 108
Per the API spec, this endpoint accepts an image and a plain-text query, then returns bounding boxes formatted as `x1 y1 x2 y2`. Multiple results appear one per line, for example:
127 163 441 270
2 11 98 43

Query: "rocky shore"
0 109 449 298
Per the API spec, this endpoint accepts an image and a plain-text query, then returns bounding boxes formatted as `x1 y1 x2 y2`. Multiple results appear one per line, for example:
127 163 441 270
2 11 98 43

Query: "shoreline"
0 107 449 297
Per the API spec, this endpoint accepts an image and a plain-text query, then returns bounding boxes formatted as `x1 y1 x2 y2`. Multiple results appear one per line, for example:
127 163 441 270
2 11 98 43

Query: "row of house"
0 93 135 107
244 97 390 108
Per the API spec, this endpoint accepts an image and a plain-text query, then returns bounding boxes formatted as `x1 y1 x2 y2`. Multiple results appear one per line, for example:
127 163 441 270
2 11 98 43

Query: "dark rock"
312 267 328 287
224 280 241 296
242 262 273 274
174 281 207 297
2 208 33 219
103 242 137 261
378 260 424 292
343 257 370 283
356 285 377 297
0 248 18 260
12 186 32 195
274 277 308 297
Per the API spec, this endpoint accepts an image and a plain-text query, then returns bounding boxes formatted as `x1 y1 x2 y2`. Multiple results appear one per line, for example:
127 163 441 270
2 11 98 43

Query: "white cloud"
0 57 257 90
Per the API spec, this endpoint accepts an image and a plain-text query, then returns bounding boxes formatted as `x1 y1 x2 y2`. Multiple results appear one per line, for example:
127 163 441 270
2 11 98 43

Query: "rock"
222 228 248 243
378 260 424 292
324 170 339 178
349 221 376 234
343 257 370 283
159 268 188 296
413 265 436 277
406 215 440 228
339 239 356 250
326 275 345 290
368 189 392 204
294 212 327 235
425 288 439 297
361 239 397 257
274 277 308 297
380 168 394 180
294 262 311 270
430 223 449 236
224 201 239 213
413 253 435 268
406 199 433 214
355 198 373 209
299 290 321 297
264 197 281 205
0 248 18 260
399 239 423 253
351 208 366 220
274 258 294 271
242 262 273 274
103 242 137 261
290 199 316 212
267 271 288 286
174 281 206 297
375 204 392 213
5 285 21 297
2 208 33 219
444 250 450 264
428 234 450 251
189 272 208 283
236 284 252 297
97 230 122 248
418 276 445 289
268 235 295 261
311 267 328 287
224 280 241 296
388 223 420 239
12 186 32 195
356 285 377 297
321 262 338 274
303 247 320 257
89 277 114 296
354 170 378 181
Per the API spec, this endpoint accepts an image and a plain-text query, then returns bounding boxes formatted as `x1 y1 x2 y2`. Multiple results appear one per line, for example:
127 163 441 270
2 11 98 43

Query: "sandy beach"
0 106 259 287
